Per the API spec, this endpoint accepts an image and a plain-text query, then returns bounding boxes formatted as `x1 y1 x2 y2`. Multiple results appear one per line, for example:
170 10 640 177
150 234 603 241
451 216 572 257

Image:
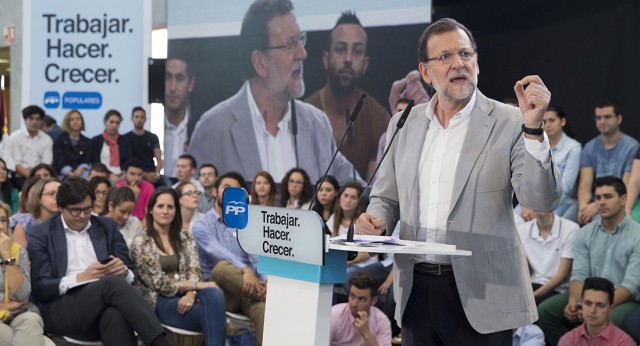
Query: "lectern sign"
222 187 325 266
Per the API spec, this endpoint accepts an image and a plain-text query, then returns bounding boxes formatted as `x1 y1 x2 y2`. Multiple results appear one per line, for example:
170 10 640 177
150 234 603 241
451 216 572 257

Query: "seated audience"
330 273 391 346
280 168 312 209
175 181 204 233
192 172 266 345
577 99 638 225
89 176 111 216
0 158 19 214
512 325 545 346
27 177 171 345
250 171 277 207
197 164 217 213
41 114 62 142
0 202 55 346
131 187 226 345
88 109 130 183
327 182 372 275
537 176 640 345
9 177 40 234
518 105 581 222
311 176 340 221
3 105 53 190
116 159 154 221
517 211 579 304
104 187 142 250
558 277 636 346
12 178 60 248
52 109 91 179
86 162 111 181
172 154 204 193
29 163 57 179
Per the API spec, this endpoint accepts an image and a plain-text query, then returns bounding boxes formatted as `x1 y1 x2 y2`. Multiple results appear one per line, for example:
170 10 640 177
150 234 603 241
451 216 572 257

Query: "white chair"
62 336 103 345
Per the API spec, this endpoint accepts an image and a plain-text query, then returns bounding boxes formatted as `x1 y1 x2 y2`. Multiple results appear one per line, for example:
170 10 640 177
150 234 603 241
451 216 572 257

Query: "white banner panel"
22 0 151 136
168 0 431 39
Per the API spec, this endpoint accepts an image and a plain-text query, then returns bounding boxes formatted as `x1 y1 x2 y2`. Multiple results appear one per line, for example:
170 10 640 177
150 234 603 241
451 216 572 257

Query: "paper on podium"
329 235 471 256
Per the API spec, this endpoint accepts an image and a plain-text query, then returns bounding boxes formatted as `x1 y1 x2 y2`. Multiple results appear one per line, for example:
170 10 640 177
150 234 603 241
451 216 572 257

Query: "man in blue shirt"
192 171 266 345
538 176 640 345
577 100 639 225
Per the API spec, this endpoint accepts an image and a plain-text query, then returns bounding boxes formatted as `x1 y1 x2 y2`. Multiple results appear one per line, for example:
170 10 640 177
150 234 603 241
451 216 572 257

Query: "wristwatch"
522 121 544 136
1 257 16 265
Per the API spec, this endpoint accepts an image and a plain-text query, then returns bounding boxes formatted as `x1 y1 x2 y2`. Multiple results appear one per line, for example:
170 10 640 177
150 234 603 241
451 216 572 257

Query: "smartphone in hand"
100 257 113 265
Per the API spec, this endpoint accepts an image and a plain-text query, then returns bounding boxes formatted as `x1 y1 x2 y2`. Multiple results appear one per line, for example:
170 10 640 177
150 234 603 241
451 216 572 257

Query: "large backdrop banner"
22 0 151 136
166 0 432 180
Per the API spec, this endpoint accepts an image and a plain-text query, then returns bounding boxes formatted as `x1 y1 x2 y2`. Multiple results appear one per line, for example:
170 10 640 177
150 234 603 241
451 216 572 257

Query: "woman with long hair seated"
250 171 277 206
280 168 312 209
12 178 60 248
52 109 91 179
105 187 142 250
131 187 226 345
311 176 339 222
0 159 19 215
0 202 54 345
89 176 111 216
9 177 40 235
175 181 204 233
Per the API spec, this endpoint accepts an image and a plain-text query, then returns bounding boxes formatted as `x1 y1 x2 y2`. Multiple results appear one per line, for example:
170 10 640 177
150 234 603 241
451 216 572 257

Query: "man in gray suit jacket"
188 0 359 184
356 18 562 345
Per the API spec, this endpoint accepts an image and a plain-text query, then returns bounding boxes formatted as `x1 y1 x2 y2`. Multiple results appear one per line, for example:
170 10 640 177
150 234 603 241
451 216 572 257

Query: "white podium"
221 187 471 346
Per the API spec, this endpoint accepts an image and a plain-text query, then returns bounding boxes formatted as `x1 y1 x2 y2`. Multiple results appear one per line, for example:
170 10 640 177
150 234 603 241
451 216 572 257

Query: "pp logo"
222 187 249 229
43 91 60 109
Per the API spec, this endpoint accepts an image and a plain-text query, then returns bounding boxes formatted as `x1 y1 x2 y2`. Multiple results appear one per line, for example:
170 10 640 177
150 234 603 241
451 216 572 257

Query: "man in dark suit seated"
28 177 171 346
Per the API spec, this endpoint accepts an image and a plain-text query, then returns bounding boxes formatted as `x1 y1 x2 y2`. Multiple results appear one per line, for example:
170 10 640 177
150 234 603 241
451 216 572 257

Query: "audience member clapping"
131 187 226 345
12 178 60 248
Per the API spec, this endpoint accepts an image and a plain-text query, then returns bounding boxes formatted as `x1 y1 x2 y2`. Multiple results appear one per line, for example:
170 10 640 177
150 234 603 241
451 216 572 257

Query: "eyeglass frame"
425 48 476 65
264 32 307 53
66 206 93 217
181 190 202 198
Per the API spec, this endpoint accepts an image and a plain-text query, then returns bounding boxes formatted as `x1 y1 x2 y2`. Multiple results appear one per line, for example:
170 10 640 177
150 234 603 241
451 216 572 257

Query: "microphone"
308 93 366 215
291 99 299 168
345 99 415 260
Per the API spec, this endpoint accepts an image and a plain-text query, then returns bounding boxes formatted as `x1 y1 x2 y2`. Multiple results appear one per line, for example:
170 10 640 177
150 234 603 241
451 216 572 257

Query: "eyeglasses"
426 49 476 65
593 114 617 121
181 191 202 197
265 32 307 53
288 179 304 185
66 206 93 217
95 190 108 196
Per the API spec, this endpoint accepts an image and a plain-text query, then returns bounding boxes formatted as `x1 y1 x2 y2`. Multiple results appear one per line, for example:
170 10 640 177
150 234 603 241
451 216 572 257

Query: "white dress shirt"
417 91 550 264
58 216 134 295
246 83 297 182
3 128 53 174
164 106 190 178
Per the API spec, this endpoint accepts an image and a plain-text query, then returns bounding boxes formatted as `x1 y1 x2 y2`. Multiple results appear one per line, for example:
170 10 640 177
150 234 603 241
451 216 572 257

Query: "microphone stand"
344 100 415 260
291 99 299 168
308 93 366 212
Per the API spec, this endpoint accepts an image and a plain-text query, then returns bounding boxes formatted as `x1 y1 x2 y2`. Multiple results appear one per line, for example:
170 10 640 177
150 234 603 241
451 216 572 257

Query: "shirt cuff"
125 269 134 284
59 274 79 295
523 131 551 169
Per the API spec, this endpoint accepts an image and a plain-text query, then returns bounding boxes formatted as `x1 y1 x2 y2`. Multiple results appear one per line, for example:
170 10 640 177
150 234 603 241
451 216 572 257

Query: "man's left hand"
513 75 551 128
103 256 128 277
354 310 373 338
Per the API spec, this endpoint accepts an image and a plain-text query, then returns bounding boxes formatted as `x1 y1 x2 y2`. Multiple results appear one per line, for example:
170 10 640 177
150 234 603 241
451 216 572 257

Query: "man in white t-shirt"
517 211 579 304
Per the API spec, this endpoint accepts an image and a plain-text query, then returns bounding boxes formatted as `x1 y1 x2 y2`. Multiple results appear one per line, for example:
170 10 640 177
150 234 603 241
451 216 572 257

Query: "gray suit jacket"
367 91 562 333
187 83 359 184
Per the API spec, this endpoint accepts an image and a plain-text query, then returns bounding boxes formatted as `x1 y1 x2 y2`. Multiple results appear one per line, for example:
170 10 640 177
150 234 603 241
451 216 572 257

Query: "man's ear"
322 51 329 71
252 50 268 79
